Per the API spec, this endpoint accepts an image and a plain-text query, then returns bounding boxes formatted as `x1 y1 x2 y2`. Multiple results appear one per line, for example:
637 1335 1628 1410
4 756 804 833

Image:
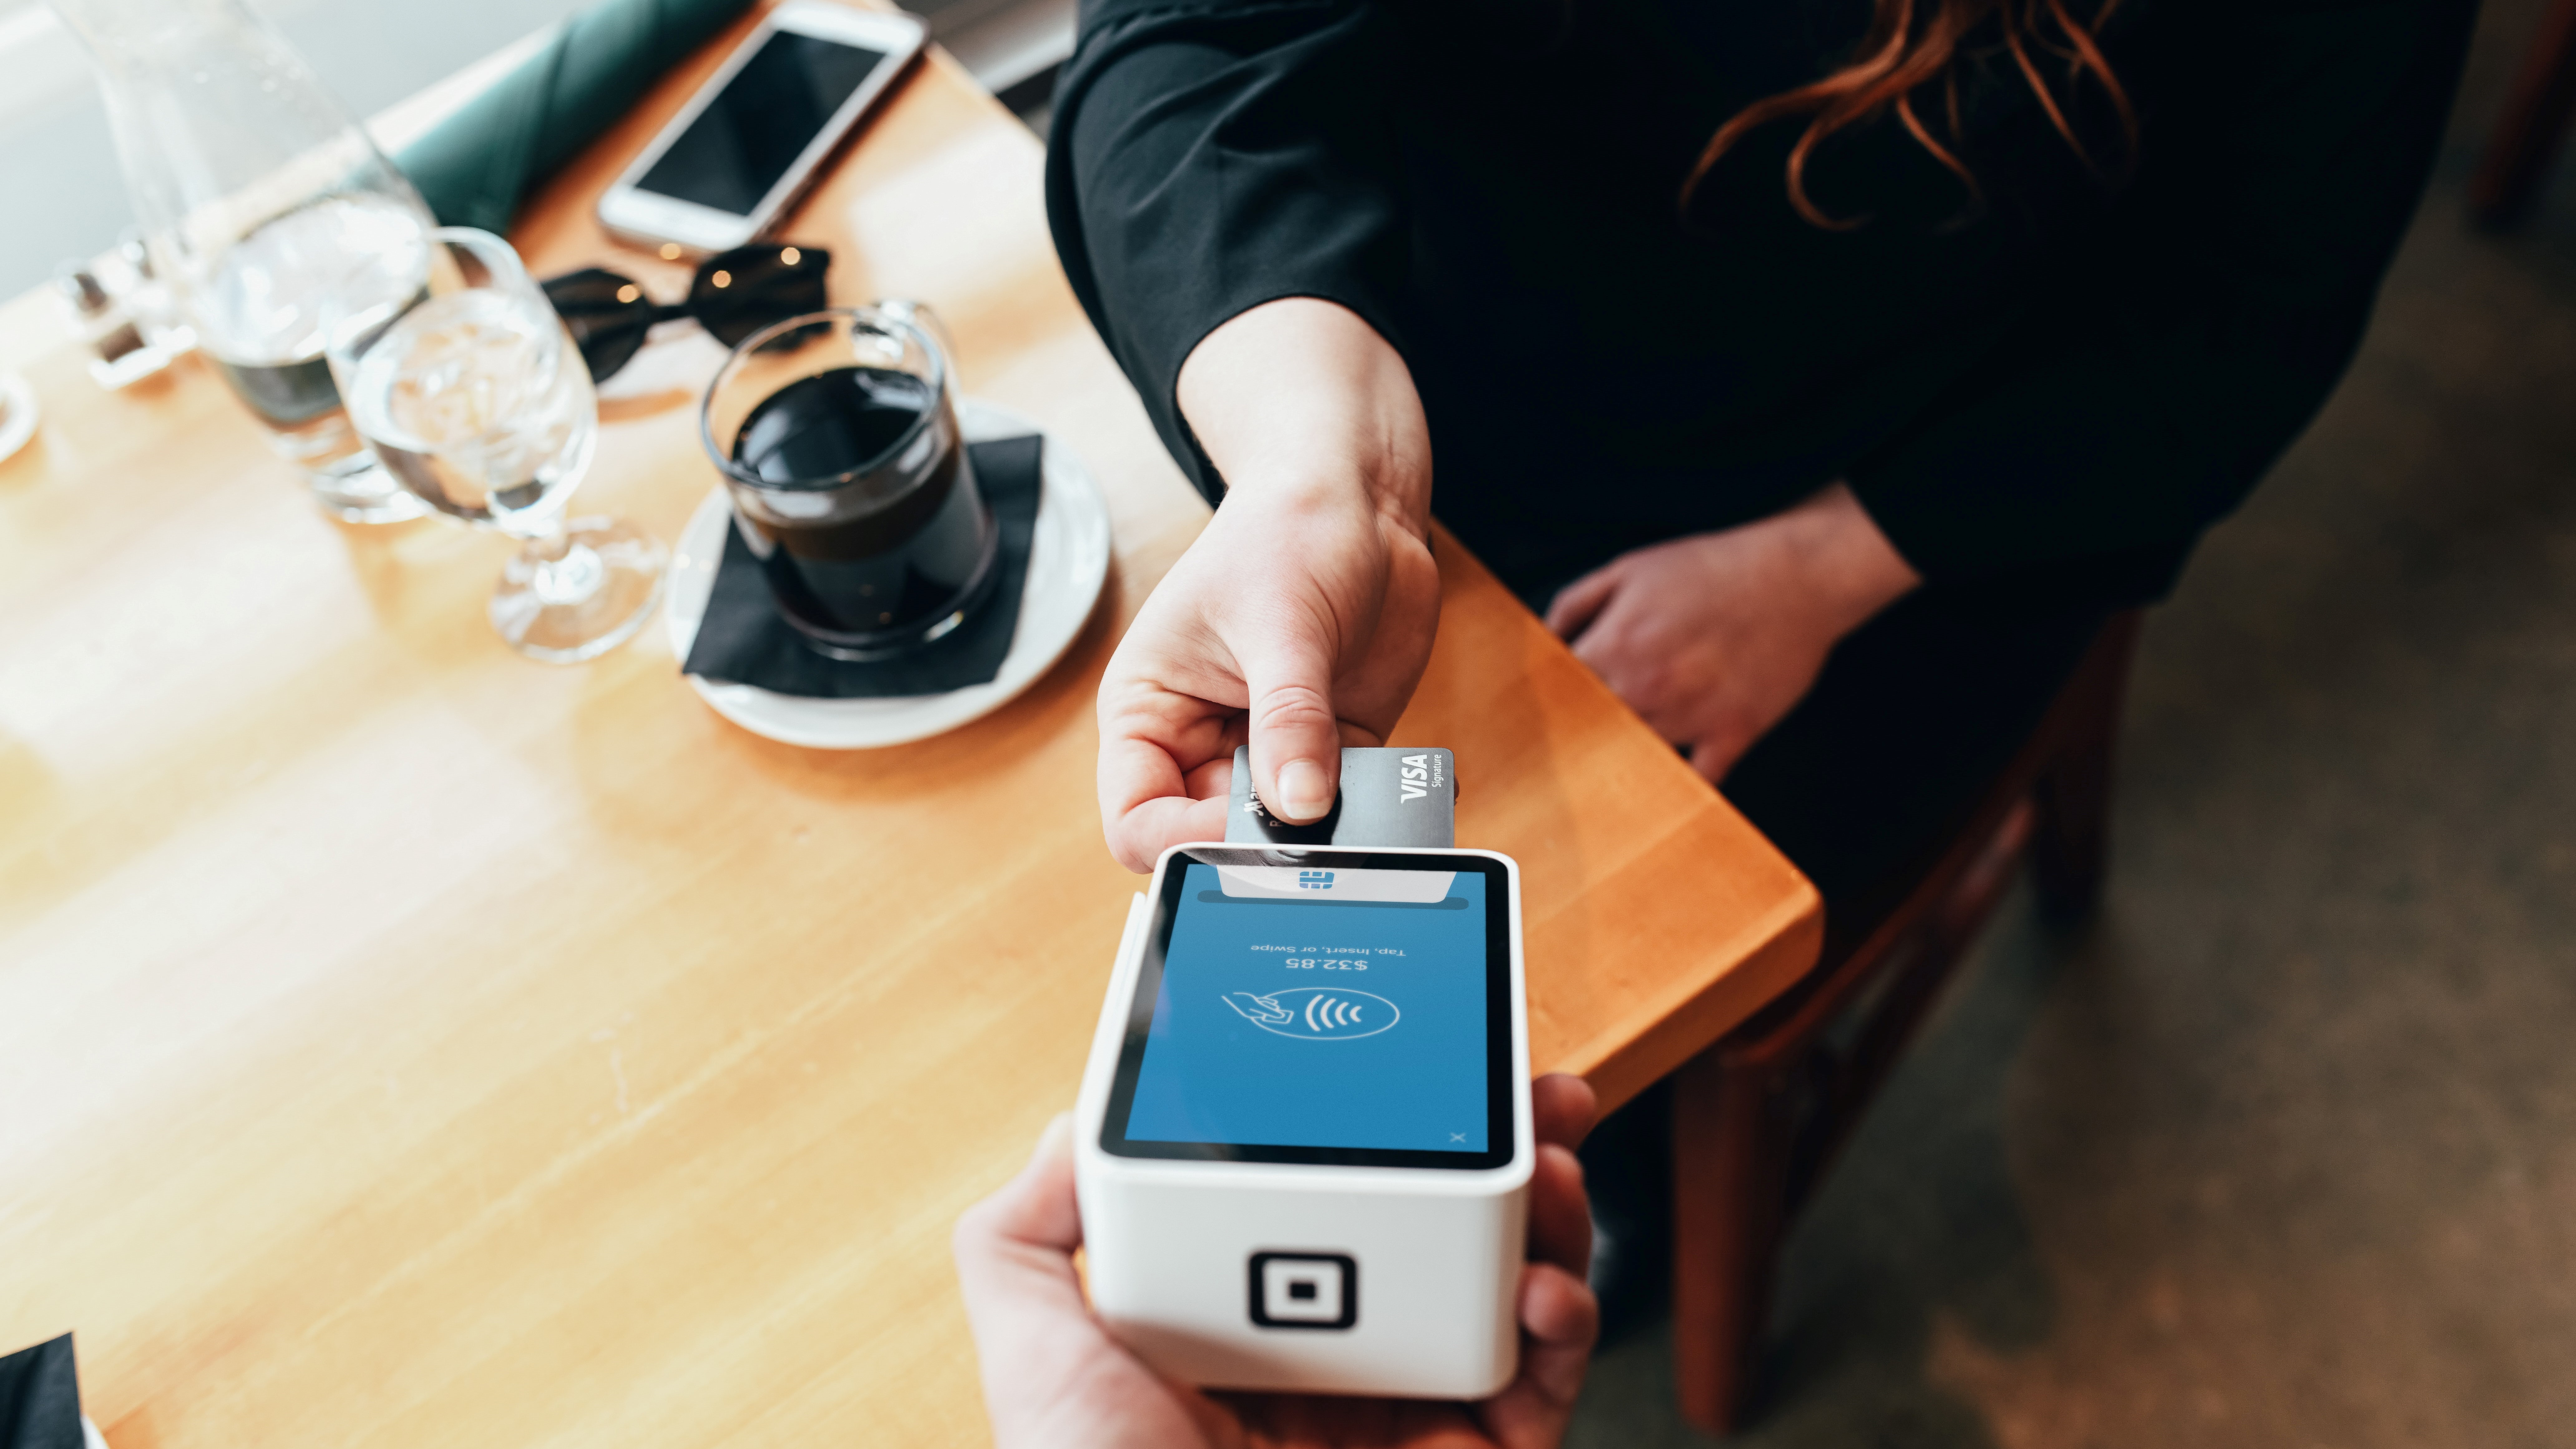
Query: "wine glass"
324 228 667 662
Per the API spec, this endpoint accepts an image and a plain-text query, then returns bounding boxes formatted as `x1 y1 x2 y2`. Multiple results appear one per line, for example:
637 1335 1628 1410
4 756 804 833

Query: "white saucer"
666 398 1113 749
0 370 37 465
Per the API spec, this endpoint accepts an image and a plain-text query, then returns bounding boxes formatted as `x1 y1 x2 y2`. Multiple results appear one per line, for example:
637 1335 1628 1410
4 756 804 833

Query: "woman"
1046 0 2473 1341
1048 0 2472 900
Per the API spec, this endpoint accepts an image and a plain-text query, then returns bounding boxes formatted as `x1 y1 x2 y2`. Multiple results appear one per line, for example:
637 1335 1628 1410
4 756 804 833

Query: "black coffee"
730 365 993 646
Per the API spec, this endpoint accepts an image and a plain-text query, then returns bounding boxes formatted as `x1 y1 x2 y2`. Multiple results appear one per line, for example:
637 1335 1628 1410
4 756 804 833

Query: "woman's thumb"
1244 649 1343 826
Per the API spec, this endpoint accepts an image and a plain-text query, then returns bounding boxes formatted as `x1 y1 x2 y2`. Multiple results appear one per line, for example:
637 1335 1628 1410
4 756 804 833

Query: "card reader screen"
635 30 890 216
1104 854 1512 1168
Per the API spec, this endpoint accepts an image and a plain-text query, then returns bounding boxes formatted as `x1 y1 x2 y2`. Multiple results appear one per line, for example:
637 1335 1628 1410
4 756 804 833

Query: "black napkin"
683 435 1041 696
0 1335 81 1449
395 0 757 232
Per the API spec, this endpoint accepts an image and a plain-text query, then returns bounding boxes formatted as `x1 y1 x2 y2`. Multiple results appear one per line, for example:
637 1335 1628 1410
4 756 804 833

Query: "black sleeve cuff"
1046 0 1411 507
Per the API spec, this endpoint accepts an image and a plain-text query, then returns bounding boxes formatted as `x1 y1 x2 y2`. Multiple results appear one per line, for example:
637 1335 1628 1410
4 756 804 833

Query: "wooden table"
0 10 1818 1444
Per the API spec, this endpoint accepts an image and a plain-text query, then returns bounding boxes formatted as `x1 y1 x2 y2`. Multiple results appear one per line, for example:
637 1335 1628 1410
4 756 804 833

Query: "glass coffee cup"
699 304 998 661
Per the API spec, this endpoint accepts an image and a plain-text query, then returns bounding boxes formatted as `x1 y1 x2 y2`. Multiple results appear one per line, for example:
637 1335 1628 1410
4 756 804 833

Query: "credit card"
1225 746 1456 848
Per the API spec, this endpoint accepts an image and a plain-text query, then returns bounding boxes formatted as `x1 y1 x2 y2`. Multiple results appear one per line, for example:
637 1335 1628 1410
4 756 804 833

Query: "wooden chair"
1667 610 2146 1434
2471 0 2576 229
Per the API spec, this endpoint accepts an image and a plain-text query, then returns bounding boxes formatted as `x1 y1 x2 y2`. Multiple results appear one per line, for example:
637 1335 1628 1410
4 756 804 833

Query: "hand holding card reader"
1074 748 1533 1396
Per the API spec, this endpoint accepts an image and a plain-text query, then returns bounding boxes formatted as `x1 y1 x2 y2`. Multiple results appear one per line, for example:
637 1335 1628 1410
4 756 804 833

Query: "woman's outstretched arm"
1047 0 1438 866
1095 298 1437 871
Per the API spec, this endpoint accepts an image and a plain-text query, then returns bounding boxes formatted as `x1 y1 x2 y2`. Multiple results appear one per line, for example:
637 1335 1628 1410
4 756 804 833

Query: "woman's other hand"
1546 484 1921 783
952 1074 1603 1449
1096 299 1439 872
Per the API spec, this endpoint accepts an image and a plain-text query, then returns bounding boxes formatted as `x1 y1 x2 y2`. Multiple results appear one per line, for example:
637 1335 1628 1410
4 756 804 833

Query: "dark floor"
1567 5 2576 1447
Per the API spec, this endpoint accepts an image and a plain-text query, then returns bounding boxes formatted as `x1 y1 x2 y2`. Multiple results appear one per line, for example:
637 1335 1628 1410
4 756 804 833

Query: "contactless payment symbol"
1222 987 1399 1040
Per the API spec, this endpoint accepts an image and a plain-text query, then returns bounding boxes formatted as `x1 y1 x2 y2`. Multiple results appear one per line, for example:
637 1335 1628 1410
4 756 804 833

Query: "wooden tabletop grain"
0 8 1818 1444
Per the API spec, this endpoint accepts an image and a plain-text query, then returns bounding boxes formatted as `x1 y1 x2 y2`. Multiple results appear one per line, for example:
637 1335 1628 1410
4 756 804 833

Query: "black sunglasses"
541 243 830 382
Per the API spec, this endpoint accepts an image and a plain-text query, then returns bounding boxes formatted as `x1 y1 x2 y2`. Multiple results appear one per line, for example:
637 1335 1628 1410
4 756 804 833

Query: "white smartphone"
596 2 926 255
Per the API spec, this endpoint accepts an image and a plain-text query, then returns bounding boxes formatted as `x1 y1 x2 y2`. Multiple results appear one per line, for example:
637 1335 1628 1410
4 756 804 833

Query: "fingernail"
1276 759 1332 820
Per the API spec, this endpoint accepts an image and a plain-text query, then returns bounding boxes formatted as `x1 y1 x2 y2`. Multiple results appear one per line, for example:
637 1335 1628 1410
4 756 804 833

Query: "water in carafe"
200 196 431 448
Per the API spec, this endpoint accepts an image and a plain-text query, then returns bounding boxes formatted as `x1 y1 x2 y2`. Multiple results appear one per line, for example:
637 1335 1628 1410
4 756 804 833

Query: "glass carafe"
48 0 435 523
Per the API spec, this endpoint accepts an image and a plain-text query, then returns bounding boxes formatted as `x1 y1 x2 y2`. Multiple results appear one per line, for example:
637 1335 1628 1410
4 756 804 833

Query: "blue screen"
1122 863 1490 1153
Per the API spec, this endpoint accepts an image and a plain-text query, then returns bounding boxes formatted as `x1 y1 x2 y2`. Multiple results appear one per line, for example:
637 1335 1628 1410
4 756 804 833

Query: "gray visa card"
1225 746 1456 848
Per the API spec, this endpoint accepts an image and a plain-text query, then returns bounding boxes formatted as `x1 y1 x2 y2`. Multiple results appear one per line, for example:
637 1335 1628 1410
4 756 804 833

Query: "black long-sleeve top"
1044 0 2475 607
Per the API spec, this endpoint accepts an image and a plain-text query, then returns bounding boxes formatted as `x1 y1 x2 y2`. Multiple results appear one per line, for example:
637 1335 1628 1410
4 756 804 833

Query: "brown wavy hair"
1684 0 2137 228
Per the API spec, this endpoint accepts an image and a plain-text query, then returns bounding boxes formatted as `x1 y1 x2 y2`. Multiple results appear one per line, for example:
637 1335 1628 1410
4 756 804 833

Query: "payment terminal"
1074 750 1532 1397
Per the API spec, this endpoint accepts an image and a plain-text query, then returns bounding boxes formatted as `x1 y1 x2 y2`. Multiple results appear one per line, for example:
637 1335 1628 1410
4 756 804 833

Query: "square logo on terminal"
1249 1251 1357 1330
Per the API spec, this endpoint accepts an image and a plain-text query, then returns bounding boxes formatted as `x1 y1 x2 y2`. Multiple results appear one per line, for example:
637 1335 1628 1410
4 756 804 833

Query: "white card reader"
1074 842 1533 1397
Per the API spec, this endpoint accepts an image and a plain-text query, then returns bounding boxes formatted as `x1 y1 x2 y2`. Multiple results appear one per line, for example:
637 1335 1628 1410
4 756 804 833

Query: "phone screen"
1101 853 1515 1170
634 29 891 217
